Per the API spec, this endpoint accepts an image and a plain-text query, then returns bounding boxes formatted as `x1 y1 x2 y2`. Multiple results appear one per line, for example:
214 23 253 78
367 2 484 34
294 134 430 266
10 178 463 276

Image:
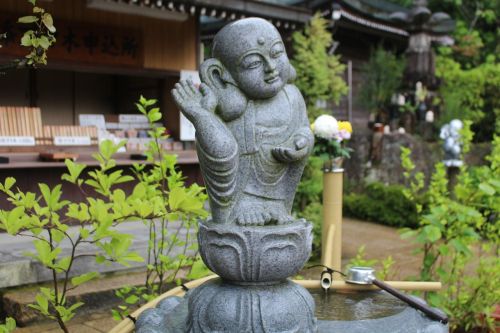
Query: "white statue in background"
439 119 463 167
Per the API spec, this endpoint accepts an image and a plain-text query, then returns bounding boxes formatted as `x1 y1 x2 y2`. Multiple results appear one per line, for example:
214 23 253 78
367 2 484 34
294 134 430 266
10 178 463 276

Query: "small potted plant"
311 114 353 171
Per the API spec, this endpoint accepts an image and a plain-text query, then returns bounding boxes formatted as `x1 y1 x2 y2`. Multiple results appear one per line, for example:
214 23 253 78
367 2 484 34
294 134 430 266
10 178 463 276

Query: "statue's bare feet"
236 209 272 226
234 197 293 226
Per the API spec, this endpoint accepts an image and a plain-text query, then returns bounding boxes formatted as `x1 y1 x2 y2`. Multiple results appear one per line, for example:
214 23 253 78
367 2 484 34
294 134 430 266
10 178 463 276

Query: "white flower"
313 115 338 139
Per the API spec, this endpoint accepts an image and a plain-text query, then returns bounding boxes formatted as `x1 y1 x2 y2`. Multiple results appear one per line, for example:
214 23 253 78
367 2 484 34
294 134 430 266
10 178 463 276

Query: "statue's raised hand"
171 80 217 122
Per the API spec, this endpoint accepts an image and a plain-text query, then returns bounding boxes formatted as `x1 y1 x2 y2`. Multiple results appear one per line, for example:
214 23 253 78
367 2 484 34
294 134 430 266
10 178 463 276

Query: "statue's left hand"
272 136 310 162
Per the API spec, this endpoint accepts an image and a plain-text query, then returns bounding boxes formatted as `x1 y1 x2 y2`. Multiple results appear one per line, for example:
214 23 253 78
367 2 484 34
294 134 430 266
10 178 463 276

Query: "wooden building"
0 0 313 207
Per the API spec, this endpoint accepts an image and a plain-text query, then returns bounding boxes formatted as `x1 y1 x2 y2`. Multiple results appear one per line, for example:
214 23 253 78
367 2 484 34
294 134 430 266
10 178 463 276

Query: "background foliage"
359 46 406 114
400 127 499 331
343 182 420 228
291 14 348 259
291 14 348 121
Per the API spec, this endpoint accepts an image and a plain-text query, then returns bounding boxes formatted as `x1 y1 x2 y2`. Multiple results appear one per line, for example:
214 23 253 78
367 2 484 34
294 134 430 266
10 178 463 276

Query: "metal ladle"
346 267 448 324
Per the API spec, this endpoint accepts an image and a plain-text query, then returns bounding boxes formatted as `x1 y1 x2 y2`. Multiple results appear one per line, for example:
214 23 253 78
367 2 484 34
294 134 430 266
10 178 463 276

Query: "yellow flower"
310 123 315 131
338 121 353 134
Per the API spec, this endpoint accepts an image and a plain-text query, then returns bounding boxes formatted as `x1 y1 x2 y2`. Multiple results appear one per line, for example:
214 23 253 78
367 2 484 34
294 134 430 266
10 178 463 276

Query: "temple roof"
87 0 453 39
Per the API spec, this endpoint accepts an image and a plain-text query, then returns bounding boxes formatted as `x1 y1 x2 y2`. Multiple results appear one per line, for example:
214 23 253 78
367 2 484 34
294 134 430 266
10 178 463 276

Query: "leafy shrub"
346 245 395 280
400 129 500 332
436 56 500 141
294 156 324 259
359 45 405 113
0 96 207 332
109 96 208 321
343 182 419 228
291 14 347 121
296 201 323 259
0 318 15 333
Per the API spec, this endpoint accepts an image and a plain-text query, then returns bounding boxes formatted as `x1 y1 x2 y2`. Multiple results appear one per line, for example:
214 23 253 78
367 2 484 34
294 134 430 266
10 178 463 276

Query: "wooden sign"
0 15 143 68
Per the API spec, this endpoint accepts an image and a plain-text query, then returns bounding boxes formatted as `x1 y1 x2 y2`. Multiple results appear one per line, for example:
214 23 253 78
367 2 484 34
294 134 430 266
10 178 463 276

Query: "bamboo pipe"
322 169 343 279
297 280 442 292
322 224 336 269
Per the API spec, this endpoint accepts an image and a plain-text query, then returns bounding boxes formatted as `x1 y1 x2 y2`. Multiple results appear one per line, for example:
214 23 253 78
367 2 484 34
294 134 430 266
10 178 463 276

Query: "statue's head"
201 18 295 110
449 119 463 133
211 18 292 100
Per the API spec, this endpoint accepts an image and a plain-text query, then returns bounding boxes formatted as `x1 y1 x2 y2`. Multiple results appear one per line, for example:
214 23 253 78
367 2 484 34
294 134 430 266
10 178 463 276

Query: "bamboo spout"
322 169 343 279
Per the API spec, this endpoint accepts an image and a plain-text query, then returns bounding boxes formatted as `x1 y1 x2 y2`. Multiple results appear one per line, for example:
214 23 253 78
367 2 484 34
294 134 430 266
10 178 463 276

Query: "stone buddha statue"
138 19 317 333
172 17 313 226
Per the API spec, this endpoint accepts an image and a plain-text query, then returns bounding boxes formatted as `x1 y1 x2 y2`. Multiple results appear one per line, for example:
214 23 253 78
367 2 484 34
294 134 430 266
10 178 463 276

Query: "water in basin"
311 289 407 321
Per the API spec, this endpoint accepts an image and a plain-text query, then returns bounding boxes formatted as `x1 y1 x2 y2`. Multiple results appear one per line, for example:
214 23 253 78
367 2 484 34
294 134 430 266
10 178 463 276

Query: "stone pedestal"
135 219 317 333
187 219 317 332
186 279 316 332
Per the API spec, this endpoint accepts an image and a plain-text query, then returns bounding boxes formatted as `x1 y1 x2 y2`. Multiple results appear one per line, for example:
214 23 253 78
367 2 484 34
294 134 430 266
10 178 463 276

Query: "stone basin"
136 281 449 333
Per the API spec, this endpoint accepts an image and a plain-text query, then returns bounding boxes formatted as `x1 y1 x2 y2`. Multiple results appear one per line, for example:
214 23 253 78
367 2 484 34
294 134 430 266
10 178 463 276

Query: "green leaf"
35 293 49 314
124 295 139 304
438 244 449 256
21 33 32 47
3 177 16 192
18 16 39 24
121 252 144 263
186 259 212 279
71 272 99 287
450 239 471 255
147 108 162 122
169 187 187 211
424 225 442 242
38 36 50 49
67 302 84 313
0 317 16 332
41 13 56 33
56 256 71 272
62 159 86 184
478 183 495 195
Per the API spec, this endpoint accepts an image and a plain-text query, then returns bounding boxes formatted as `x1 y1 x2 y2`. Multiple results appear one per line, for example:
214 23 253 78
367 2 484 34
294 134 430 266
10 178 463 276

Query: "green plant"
291 13 347 121
1 0 56 71
345 245 395 280
430 0 499 67
399 130 500 331
295 156 324 212
343 182 420 228
112 96 208 321
0 142 147 332
436 56 500 141
296 201 323 258
291 14 347 256
359 45 405 114
293 156 323 259
0 318 16 333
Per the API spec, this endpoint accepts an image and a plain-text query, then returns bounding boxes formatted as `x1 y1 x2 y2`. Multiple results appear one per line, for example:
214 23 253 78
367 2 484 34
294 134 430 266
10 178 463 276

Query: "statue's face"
213 18 291 99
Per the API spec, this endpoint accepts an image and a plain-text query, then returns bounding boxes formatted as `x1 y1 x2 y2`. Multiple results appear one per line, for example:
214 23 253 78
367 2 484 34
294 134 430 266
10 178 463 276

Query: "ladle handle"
372 279 448 324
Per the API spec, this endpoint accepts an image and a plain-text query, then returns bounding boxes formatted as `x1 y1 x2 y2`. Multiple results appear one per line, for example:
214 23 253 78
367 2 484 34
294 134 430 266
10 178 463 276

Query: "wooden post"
322 168 343 279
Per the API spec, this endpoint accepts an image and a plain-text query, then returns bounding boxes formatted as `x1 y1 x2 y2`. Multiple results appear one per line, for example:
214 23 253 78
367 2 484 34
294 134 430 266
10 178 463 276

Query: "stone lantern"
390 0 454 89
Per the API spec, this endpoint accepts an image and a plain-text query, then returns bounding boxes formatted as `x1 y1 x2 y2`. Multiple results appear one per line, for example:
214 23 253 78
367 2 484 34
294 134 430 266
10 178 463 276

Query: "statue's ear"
288 64 297 83
199 58 247 122
200 58 237 90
